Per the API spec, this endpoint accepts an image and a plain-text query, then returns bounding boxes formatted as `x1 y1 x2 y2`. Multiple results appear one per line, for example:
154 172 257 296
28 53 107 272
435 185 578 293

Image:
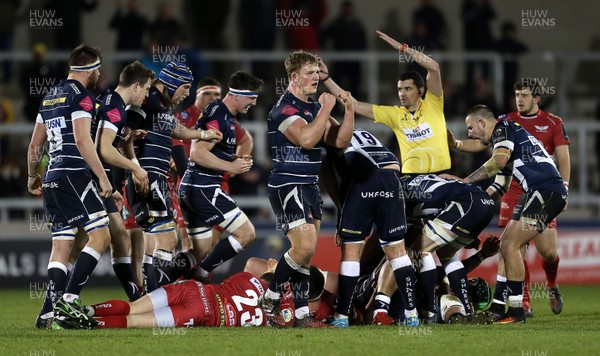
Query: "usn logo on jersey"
403 123 433 142
46 116 66 130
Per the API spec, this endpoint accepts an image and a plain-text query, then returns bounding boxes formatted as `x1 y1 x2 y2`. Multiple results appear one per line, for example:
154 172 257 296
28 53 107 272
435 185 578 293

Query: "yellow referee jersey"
373 92 450 174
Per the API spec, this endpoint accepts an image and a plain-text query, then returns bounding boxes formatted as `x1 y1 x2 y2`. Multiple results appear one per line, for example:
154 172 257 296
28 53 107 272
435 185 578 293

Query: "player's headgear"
468 277 492 312
158 62 194 97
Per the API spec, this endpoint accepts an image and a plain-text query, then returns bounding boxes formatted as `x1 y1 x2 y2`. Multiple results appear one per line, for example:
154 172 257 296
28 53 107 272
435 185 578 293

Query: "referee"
319 30 450 175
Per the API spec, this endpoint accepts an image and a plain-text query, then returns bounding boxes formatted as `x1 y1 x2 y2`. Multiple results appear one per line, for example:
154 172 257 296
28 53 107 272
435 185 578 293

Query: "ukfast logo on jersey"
403 123 433 142
361 191 394 198
46 116 66 130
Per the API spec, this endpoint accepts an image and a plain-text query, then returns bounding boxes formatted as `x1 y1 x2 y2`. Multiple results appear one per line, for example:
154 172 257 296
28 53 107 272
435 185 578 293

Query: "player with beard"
28 45 112 329
448 82 570 318
125 62 222 292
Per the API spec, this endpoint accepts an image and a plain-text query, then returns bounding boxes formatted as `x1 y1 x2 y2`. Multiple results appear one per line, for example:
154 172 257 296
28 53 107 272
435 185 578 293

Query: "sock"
142 255 158 293
200 235 243 273
112 257 140 302
390 255 417 317
92 299 131 316
523 260 531 307
153 249 173 287
336 261 360 317
39 262 68 317
372 292 391 316
492 274 508 306
445 261 473 315
416 253 437 316
64 246 101 297
170 250 197 281
96 316 128 328
506 280 524 307
542 255 560 288
267 251 301 296
291 266 310 319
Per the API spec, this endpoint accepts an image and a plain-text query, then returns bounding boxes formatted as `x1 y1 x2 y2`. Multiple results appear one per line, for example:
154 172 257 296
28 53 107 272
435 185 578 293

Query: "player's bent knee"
51 226 77 241
83 214 110 235
424 220 454 250
219 210 249 235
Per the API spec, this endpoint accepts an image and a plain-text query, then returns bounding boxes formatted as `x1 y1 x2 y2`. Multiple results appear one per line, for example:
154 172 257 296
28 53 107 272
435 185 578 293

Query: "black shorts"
178 182 241 230
435 191 496 241
125 172 173 229
42 171 106 232
268 184 323 234
338 170 407 243
512 188 567 232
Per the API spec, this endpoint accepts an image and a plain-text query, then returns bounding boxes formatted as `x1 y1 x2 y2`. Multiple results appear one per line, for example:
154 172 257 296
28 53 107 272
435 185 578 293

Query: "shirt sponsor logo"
43 97 66 106
361 191 394 198
250 277 265 295
78 96 93 111
225 303 236 326
46 116 66 130
403 123 433 142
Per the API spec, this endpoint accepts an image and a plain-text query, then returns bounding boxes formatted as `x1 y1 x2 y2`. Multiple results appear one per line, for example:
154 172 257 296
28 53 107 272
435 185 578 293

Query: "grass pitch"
2 286 600 356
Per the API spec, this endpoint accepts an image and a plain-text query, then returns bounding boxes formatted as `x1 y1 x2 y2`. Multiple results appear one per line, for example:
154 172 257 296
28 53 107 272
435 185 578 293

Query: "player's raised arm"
376 30 442 97
324 91 355 149
284 92 336 150
318 57 374 120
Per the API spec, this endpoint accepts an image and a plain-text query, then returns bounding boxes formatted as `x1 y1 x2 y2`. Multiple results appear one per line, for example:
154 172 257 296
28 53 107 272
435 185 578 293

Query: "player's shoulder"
143 86 167 113
226 272 266 294
539 110 564 125
204 100 229 120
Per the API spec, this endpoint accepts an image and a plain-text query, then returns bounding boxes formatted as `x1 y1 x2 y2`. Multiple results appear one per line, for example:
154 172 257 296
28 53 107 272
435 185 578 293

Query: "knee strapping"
83 215 109 234
147 221 175 235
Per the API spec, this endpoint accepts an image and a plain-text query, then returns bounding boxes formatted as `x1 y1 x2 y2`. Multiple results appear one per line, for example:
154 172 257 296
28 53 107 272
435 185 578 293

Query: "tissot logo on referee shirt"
403 123 433 142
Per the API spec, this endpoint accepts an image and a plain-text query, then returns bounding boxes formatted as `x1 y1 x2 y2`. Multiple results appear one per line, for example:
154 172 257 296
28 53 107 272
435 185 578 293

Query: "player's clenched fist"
318 92 336 110
338 91 354 111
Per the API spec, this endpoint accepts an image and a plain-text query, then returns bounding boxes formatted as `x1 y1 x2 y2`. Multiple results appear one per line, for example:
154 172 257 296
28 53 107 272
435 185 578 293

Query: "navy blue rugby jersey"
267 90 323 189
126 86 176 177
183 99 238 187
491 120 565 193
400 174 491 219
37 79 96 182
92 90 128 173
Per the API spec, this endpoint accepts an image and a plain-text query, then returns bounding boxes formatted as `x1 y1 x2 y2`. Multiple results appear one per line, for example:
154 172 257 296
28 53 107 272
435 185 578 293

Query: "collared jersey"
373 92 450 174
36 79 96 182
491 120 565 193
127 86 177 177
498 110 570 196
93 90 127 173
183 99 238 186
267 90 322 189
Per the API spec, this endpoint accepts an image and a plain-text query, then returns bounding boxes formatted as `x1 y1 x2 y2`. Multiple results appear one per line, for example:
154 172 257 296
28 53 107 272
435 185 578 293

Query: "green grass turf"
2 286 600 356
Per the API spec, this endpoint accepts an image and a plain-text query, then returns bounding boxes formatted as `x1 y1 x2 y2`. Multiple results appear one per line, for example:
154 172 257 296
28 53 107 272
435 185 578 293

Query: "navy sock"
336 274 359 316
290 267 310 310
393 266 417 311
417 269 438 316
153 249 173 287
200 236 241 273
493 278 508 305
170 251 196 281
39 263 68 316
506 280 524 298
142 255 158 293
372 292 391 314
268 252 301 294
65 247 101 296
112 257 140 302
447 269 473 315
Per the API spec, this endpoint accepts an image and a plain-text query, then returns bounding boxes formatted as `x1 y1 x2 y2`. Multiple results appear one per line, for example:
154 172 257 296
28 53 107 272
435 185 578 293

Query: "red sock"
542 256 560 288
96 316 128 328
523 260 531 305
92 300 131 316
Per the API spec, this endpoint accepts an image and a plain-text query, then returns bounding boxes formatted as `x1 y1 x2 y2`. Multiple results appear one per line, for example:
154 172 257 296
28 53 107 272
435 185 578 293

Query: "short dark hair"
228 71 263 92
514 80 541 98
259 272 274 284
118 60 155 87
69 44 102 68
198 76 221 88
398 71 425 90
467 104 496 120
